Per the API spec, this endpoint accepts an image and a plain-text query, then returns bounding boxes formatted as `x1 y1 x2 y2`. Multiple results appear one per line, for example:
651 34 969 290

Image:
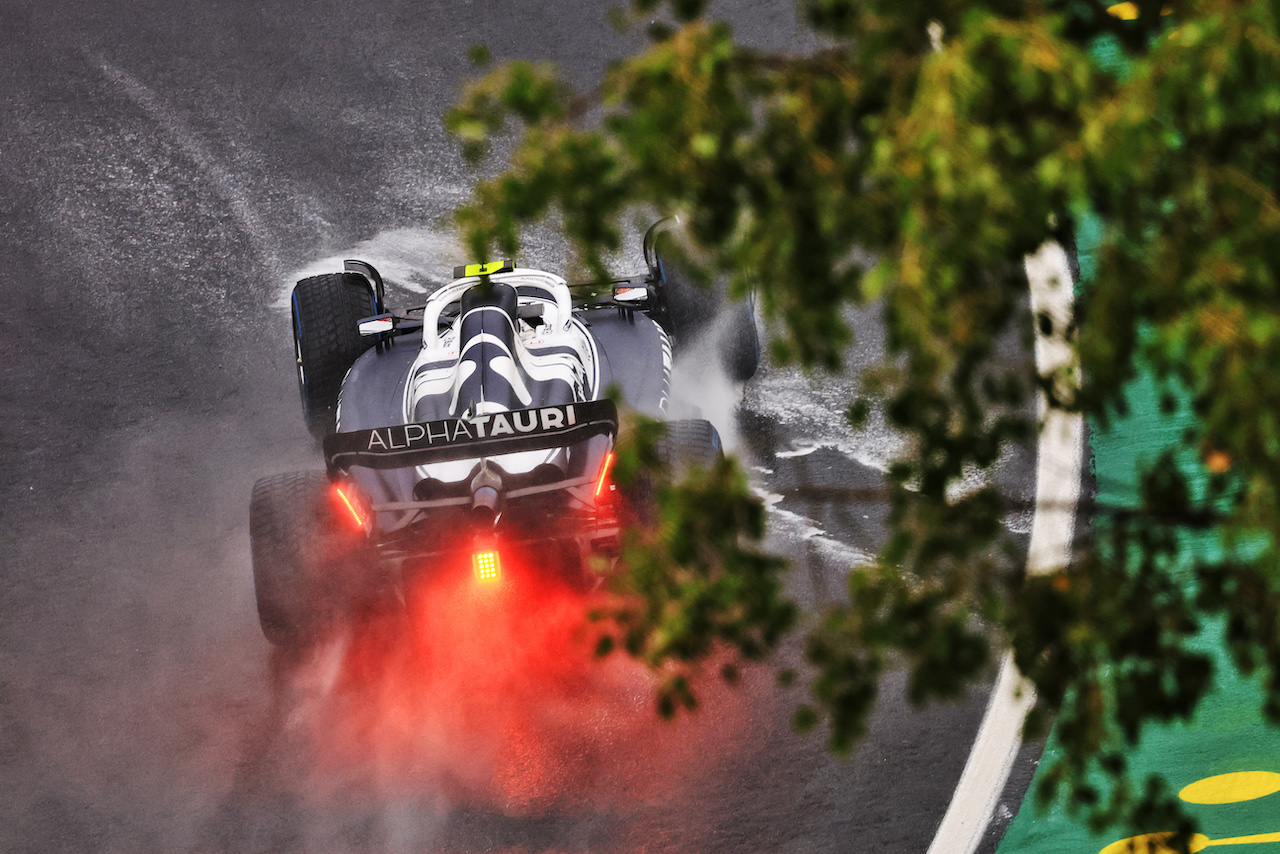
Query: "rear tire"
621 419 724 528
292 272 377 438
657 418 723 474
249 471 367 649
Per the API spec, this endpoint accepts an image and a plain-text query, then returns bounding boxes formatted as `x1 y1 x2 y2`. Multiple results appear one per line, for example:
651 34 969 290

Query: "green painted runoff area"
997 196 1280 850
996 369 1280 853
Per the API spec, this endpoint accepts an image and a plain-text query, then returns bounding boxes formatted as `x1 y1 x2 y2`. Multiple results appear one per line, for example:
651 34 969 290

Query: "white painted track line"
925 240 1084 854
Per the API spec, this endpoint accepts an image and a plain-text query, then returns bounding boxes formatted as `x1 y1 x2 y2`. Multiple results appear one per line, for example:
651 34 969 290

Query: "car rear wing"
323 400 617 476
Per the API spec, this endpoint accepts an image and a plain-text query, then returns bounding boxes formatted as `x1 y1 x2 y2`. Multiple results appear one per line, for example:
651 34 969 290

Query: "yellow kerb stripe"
1106 2 1172 18
1107 3 1139 19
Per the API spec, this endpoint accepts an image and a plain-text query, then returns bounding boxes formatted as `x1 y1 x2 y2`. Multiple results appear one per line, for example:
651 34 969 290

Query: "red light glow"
595 452 615 498
333 484 366 530
473 549 501 583
275 558 752 818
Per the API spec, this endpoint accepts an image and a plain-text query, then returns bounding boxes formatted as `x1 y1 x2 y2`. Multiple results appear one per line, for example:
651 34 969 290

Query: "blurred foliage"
447 0 1280 841
593 414 797 718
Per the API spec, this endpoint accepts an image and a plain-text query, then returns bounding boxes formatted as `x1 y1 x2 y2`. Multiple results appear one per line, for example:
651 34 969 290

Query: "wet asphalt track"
0 2 1036 851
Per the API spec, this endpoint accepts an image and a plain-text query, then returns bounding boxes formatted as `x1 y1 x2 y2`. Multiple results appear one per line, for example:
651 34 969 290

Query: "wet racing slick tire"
720 300 761 383
657 418 724 474
653 247 717 349
249 471 368 649
652 243 760 383
292 271 377 438
617 419 723 530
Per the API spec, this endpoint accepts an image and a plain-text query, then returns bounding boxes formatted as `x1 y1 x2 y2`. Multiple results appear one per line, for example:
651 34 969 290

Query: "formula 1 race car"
249 222 760 648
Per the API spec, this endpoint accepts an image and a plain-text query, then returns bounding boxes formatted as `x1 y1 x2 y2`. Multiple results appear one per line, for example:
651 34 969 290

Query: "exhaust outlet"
469 464 504 525
471 485 501 522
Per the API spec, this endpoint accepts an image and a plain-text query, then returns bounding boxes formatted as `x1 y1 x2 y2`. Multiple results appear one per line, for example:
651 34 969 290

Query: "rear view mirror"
358 314 395 335
613 286 648 303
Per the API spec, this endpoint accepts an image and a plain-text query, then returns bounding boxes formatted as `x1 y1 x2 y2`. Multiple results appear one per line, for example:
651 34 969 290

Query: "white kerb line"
925 240 1084 854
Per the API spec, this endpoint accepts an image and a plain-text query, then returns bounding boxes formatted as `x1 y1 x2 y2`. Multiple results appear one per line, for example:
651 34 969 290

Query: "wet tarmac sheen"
0 1 1031 851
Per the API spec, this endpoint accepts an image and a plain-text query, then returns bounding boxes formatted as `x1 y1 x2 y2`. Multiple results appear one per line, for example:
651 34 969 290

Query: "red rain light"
473 549 501 583
333 483 366 530
595 452 615 499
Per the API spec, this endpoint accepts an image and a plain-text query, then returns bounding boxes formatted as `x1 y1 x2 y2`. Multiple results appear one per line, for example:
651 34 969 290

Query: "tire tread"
293 272 376 437
249 471 345 648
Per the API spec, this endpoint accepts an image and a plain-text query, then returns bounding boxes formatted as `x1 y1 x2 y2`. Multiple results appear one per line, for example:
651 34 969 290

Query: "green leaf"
468 43 492 67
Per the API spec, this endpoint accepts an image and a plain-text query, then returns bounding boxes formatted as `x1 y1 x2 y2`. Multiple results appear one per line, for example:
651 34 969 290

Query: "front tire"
720 301 760 383
292 272 377 438
650 237 760 383
652 246 717 348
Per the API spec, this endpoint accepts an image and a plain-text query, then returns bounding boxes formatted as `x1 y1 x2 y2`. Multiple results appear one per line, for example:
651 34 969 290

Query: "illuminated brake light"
332 484 366 530
473 549 501 583
595 452 615 499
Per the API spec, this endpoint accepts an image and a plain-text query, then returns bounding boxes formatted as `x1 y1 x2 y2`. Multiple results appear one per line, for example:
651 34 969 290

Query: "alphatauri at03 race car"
250 223 760 648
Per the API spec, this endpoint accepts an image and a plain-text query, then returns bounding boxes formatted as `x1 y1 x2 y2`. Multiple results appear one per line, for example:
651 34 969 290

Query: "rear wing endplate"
323 400 617 476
